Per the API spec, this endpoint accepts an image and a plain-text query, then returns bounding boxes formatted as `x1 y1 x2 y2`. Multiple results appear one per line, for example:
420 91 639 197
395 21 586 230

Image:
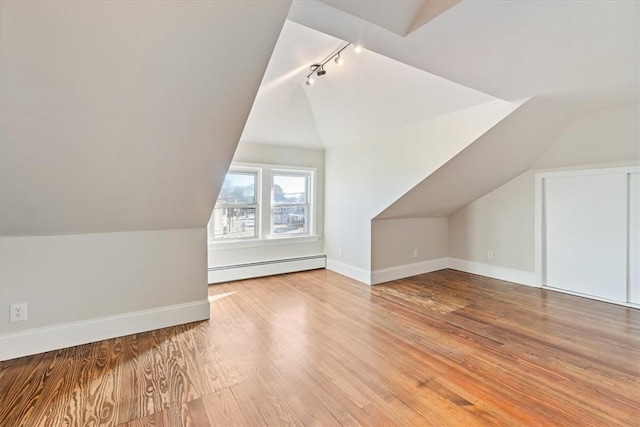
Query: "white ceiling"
280 0 638 218
375 97 575 219
241 20 496 148
2 0 636 236
244 0 638 150
320 0 460 36
289 0 639 112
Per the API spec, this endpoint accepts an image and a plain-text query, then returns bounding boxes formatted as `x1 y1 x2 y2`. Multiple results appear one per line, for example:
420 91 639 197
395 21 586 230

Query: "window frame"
270 169 312 237
208 163 317 246
208 166 261 242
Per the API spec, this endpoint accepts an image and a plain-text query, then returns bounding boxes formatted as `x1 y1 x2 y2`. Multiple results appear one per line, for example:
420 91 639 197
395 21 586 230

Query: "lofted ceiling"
244 0 638 150
289 0 639 112
2 0 636 236
319 0 460 37
375 97 575 219
279 0 638 220
241 20 496 148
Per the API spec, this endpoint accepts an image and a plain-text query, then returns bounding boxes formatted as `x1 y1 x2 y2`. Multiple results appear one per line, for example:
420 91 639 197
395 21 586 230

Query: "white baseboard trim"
448 258 538 287
371 258 448 285
0 299 210 361
542 285 640 309
326 258 371 285
208 255 326 284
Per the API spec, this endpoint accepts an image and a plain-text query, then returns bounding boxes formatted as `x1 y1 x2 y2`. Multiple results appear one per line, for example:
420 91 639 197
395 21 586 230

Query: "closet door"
544 173 628 302
629 172 639 304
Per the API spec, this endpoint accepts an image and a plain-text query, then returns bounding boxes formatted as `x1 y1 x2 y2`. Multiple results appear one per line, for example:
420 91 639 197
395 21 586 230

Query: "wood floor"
1 269 639 426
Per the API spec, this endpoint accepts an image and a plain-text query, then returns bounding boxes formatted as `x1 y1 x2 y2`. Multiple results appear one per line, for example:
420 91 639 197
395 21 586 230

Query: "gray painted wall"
0 1 291 359
449 103 640 272
324 100 517 280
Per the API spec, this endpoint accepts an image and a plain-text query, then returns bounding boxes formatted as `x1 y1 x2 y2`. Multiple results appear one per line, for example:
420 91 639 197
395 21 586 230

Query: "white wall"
324 99 519 283
449 171 535 271
372 219 448 270
370 218 448 284
533 104 639 169
0 1 291 360
208 142 324 270
449 103 640 274
0 229 208 360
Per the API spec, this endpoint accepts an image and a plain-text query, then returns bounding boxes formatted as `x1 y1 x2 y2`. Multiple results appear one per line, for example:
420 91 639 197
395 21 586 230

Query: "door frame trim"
534 166 639 301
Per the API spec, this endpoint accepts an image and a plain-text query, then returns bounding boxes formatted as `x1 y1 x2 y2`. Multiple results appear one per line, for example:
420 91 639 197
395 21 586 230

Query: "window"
209 164 316 244
272 172 310 235
210 170 258 240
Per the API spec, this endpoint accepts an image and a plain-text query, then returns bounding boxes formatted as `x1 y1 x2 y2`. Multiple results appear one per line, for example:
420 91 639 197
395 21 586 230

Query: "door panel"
544 173 627 302
629 173 639 304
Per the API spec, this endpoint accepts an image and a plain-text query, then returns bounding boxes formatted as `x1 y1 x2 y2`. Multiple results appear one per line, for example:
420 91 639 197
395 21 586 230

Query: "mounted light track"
304 42 357 86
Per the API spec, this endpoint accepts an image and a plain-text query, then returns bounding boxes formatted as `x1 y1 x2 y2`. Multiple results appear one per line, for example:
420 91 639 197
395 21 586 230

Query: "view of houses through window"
210 171 258 240
209 165 313 242
272 173 308 235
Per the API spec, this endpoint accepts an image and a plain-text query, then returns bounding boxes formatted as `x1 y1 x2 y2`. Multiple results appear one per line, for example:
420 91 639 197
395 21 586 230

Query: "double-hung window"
271 171 311 236
209 164 315 243
210 169 259 240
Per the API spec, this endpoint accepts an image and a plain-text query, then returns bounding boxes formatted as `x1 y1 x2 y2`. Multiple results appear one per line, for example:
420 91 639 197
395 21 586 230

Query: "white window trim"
270 168 313 237
208 166 261 242
208 234 321 250
208 163 319 248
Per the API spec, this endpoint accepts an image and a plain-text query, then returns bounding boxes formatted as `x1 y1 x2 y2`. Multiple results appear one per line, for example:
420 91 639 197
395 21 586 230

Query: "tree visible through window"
208 165 315 242
211 171 258 240
272 173 309 235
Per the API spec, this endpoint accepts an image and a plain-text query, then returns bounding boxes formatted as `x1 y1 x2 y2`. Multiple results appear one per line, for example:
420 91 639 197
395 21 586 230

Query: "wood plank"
1 269 638 426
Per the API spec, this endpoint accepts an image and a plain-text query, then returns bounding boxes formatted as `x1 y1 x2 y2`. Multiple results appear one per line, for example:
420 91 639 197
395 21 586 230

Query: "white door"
629 172 639 304
544 173 628 302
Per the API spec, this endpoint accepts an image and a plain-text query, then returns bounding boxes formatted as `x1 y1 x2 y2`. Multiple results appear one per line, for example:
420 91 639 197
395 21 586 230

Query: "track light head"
304 43 351 86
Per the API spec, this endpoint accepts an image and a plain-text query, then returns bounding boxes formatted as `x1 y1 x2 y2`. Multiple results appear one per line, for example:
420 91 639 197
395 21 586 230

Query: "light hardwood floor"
1 269 639 426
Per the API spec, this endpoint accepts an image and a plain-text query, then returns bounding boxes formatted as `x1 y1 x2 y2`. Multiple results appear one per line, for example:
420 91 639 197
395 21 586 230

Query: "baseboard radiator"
208 255 326 284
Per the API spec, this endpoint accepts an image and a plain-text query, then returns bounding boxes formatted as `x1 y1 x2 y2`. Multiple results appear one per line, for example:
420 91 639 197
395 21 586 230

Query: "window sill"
208 234 321 250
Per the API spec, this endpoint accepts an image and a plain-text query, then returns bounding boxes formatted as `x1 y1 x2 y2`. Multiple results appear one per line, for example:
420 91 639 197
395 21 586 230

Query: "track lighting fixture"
304 42 358 86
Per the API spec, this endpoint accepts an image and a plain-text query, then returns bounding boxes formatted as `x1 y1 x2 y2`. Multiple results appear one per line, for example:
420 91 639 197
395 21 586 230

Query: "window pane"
218 173 256 204
211 207 257 239
273 175 307 204
272 173 309 235
272 205 307 234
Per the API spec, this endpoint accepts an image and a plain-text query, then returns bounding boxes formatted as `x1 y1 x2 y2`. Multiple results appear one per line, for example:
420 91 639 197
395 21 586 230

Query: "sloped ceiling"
319 0 460 37
0 1 291 236
375 98 574 219
247 0 638 150
3 0 636 235
241 20 495 148
286 0 638 220
289 0 639 111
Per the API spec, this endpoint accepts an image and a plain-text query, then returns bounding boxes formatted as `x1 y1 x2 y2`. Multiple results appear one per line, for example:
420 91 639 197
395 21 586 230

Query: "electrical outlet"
487 250 494 260
338 247 343 257
413 249 418 258
10 303 27 322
